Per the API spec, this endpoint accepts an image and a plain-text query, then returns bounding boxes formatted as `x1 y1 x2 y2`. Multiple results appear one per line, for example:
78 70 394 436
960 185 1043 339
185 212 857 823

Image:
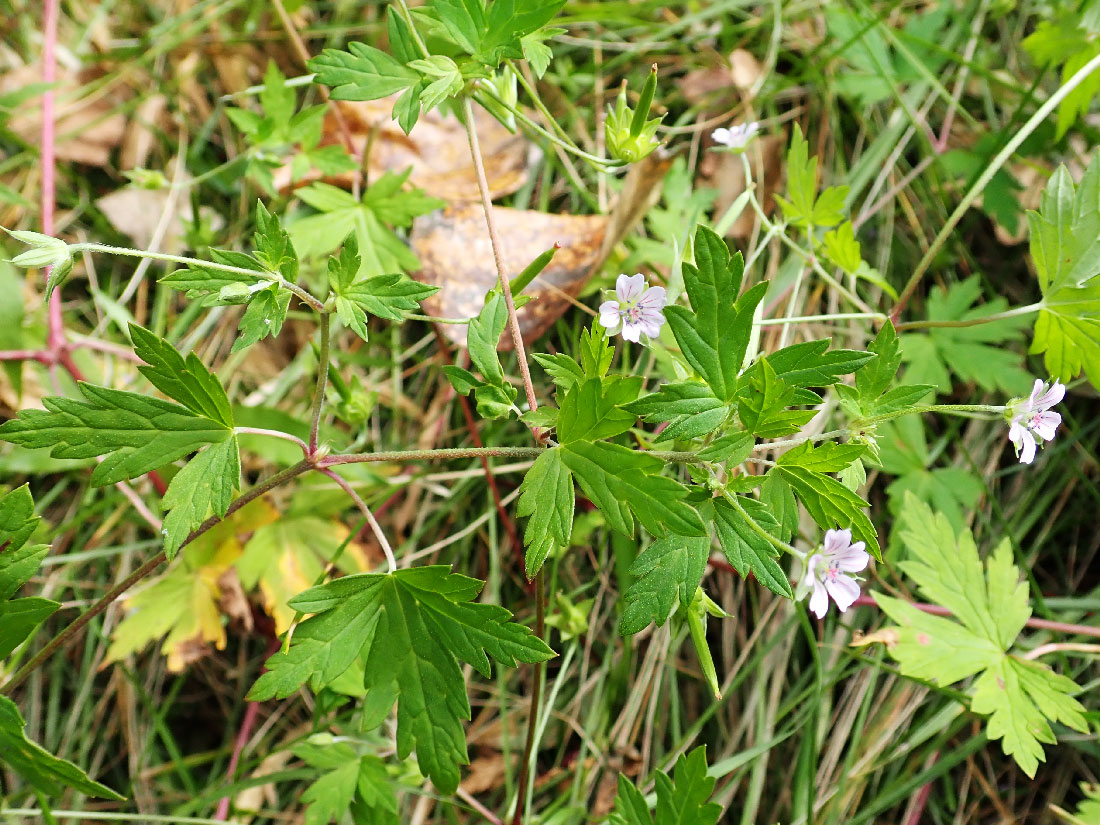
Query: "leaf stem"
0 459 314 697
462 95 540 415
234 426 309 454
308 312 331 454
66 242 327 313
890 49 1100 321
723 489 804 559
319 468 397 573
319 447 700 467
894 302 1043 331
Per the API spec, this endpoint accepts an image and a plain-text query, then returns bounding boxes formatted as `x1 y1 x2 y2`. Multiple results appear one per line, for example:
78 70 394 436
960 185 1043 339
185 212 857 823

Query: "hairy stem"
894 302 1043 331
319 447 700 466
319 468 398 573
891 50 1100 321
462 96 541 414
66 243 326 313
0 459 314 697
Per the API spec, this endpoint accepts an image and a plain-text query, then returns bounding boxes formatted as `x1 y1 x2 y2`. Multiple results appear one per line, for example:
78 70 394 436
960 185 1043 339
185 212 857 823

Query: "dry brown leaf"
412 204 608 347
233 750 292 818
459 752 507 795
700 134 783 239
0 64 127 167
729 48 764 98
95 172 197 253
275 98 531 201
680 65 734 105
120 94 168 170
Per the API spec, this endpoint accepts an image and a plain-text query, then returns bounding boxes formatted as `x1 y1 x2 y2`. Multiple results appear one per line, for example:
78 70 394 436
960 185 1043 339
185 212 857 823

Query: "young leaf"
234 285 292 352
873 493 1088 777
477 0 567 65
292 743 399 825
0 696 123 800
561 441 706 538
756 338 873 388
852 320 903 413
309 42 420 101
736 358 816 438
610 746 722 825
533 352 585 390
467 291 509 386
248 566 555 794
516 448 574 577
665 225 768 401
713 496 792 598
1027 156 1100 387
619 533 710 635
557 376 642 444
774 124 849 228
0 384 232 486
0 486 59 659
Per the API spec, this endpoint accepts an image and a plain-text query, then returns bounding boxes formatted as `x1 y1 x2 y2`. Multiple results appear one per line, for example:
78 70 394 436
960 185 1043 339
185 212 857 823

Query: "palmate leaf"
0 485 59 659
666 225 768 402
712 497 792 598
561 441 706 539
516 448 574 576
557 375 642 443
627 382 729 442
900 277 1032 395
292 742 398 825
619 533 710 635
0 696 123 801
249 566 554 794
1028 155 1100 387
873 493 1088 777
309 41 419 101
610 746 722 825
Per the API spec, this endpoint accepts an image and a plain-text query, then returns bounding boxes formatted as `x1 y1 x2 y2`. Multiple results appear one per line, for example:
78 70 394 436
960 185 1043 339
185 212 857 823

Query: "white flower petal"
1032 411 1061 441
621 322 642 343
823 528 851 554
616 273 645 302
808 580 829 618
825 575 862 613
1008 421 1026 451
834 544 870 573
637 285 667 309
1028 378 1045 410
1034 380 1066 409
1018 434 1037 464
712 128 733 146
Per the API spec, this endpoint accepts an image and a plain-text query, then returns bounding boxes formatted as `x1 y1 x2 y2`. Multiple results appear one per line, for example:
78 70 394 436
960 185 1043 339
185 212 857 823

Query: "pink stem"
42 0 64 353
0 349 54 364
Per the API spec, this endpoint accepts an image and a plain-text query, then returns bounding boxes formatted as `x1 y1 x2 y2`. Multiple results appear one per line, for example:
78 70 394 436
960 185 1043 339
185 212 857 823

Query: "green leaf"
467 291 509 386
665 225 768 401
628 382 728 442
253 201 299 282
561 441 705 538
521 28 564 78
899 277 1032 395
776 441 866 474
160 437 241 560
713 497 792 598
698 431 754 465
558 376 642 443
610 746 722 825
129 325 234 426
774 124 848 228
249 566 554 794
516 448 574 576
758 338 873 388
478 0 566 65
0 695 123 800
619 533 710 635
873 493 1088 777
309 42 419 101
736 358 816 438
533 352 585 390
232 285 292 353
853 320 903 411
0 383 232 486
260 60 295 125
0 486 59 659
292 743 398 825
773 461 880 560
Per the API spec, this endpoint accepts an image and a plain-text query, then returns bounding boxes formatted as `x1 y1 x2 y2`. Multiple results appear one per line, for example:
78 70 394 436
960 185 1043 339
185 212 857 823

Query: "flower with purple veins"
799 528 870 619
598 273 667 343
1007 378 1065 464
712 122 760 153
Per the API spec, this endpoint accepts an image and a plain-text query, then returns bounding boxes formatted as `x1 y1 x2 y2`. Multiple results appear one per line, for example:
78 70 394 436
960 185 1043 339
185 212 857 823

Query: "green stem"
396 0 430 57
723 489 804 559
739 154 873 314
756 312 887 326
891 50 1100 320
0 459 314 697
67 242 326 313
895 302 1043 331
511 570 546 825
309 312 331 454
319 447 700 467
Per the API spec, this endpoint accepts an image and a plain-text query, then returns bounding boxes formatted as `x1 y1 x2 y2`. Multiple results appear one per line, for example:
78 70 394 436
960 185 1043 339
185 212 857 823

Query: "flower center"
824 561 841 582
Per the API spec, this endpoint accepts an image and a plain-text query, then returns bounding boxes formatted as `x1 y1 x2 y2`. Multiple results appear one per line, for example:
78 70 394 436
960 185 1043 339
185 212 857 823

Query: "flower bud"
217 282 254 305
604 68 663 164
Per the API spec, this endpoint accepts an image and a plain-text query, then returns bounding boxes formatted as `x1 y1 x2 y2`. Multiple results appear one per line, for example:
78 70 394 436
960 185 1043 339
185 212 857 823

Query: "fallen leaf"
234 750 292 816
0 64 127 167
412 204 608 347
105 500 278 671
459 752 507 795
680 65 734 105
850 627 899 649
120 94 168 170
95 160 207 253
275 98 531 201
729 48 764 98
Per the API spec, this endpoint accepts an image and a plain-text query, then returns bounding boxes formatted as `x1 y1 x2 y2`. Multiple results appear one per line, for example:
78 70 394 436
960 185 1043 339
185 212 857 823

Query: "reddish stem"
42 0 64 353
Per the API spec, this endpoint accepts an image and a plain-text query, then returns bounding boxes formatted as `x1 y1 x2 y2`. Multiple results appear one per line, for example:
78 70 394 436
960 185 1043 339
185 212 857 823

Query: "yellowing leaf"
235 515 362 634
106 500 278 670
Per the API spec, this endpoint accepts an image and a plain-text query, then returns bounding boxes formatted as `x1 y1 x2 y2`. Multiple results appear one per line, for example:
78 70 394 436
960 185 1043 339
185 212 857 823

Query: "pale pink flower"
598 273 667 343
1007 378 1065 464
800 529 870 619
712 122 759 152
